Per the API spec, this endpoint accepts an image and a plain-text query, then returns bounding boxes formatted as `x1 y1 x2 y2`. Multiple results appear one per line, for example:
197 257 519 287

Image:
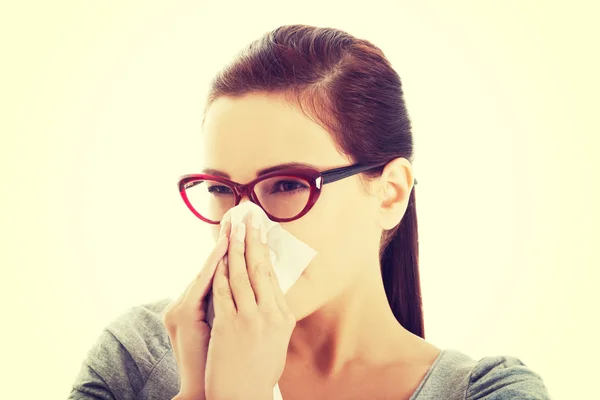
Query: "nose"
236 196 260 214
238 195 252 204
234 184 257 208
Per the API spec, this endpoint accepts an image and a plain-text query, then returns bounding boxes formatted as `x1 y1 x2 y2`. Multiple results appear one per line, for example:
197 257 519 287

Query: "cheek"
284 200 349 255
282 191 377 315
289 189 373 274
309 189 374 254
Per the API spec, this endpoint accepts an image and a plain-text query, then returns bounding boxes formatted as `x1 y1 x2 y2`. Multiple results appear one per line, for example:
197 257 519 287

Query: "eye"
207 185 233 195
270 180 309 194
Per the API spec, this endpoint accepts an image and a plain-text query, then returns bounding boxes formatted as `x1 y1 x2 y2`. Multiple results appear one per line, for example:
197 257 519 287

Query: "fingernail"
251 211 261 229
219 220 229 238
235 223 246 242
221 214 231 227
260 224 268 244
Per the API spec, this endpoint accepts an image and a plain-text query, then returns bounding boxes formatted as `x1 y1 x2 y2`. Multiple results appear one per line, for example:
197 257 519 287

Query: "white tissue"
204 202 317 400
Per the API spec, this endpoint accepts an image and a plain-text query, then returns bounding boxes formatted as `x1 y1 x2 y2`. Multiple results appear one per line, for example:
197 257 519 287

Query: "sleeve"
465 355 552 400
67 329 137 399
67 299 175 400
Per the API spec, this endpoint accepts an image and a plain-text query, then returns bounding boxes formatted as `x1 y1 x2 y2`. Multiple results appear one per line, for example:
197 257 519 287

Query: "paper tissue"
205 201 318 400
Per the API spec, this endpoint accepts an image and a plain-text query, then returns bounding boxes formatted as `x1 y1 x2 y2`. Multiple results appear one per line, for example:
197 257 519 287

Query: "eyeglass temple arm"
321 163 418 185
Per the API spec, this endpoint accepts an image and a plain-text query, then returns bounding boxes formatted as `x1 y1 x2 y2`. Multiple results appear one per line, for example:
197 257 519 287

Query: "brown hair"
202 25 424 338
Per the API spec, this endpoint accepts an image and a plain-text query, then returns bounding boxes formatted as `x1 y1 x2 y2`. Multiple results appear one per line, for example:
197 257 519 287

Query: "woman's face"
202 93 385 320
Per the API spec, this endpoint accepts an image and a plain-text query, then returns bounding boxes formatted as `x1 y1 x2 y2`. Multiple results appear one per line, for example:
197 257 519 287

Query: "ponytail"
379 189 424 338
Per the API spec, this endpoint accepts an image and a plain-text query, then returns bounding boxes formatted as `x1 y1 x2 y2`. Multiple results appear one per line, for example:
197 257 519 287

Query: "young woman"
69 24 551 400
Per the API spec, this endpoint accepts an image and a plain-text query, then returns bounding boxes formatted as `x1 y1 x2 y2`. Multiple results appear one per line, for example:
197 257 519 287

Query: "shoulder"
69 298 179 399
465 353 552 399
104 297 173 360
413 349 552 400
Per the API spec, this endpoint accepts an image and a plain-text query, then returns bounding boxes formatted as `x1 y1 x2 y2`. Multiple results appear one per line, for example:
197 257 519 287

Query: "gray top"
68 299 552 399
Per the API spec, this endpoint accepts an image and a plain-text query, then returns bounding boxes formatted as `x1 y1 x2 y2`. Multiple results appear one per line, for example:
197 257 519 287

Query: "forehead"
201 94 349 181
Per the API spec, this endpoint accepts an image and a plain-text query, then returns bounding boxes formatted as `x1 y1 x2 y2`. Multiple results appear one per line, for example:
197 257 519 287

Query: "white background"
2 1 599 399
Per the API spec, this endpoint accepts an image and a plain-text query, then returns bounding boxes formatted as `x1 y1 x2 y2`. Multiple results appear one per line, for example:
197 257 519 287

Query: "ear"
374 158 415 230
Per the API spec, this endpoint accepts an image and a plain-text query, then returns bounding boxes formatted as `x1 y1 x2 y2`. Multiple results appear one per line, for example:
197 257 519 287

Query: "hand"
163 228 230 400
204 212 296 400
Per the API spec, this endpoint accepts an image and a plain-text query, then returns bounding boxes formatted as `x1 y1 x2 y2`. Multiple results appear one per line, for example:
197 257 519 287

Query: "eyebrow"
201 162 320 179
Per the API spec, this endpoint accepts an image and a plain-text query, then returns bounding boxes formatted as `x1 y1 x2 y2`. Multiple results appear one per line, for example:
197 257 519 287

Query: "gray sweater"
68 298 552 399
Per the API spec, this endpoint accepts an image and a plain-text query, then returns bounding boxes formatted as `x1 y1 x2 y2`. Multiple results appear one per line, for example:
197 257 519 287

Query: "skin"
201 92 441 399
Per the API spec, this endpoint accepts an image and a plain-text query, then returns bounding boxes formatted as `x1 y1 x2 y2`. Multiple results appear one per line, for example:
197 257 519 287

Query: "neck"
286 263 415 377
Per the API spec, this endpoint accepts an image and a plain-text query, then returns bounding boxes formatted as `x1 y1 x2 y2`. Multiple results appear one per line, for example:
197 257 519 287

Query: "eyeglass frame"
177 162 418 224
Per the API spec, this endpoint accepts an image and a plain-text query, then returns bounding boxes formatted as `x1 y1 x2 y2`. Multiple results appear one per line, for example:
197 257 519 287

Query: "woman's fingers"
212 251 237 317
163 227 230 373
179 233 230 318
169 220 231 322
162 228 235 400
226 215 258 314
210 210 288 320
246 212 279 312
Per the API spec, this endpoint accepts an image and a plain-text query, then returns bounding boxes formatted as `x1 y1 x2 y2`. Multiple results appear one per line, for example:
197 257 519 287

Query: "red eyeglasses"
177 162 417 224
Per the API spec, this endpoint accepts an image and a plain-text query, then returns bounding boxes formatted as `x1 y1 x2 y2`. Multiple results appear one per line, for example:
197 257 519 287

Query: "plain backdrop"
2 1 599 399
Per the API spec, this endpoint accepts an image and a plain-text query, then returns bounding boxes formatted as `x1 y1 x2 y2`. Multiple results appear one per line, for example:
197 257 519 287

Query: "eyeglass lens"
185 175 312 222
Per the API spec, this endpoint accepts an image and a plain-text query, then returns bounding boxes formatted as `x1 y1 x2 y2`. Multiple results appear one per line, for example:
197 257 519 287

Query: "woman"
69 25 551 399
